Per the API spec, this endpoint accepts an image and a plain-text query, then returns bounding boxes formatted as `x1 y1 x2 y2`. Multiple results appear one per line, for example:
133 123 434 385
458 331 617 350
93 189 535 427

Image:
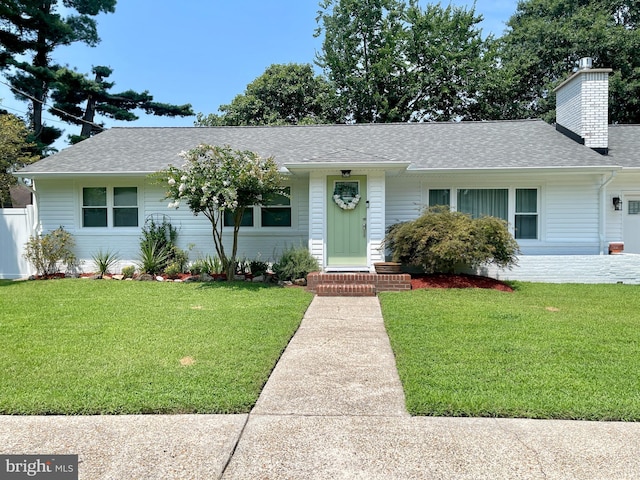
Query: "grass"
0 279 312 415
379 282 640 421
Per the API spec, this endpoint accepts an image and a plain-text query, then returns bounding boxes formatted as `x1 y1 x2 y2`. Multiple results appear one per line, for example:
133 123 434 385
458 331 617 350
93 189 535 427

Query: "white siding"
385 176 422 228
33 176 309 274
606 173 640 244
368 171 385 264
37 179 76 231
543 181 600 253
308 172 326 267
386 171 605 255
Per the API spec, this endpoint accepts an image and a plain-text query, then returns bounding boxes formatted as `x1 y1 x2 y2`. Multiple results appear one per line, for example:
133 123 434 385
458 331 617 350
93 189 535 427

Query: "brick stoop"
316 283 376 297
307 272 411 297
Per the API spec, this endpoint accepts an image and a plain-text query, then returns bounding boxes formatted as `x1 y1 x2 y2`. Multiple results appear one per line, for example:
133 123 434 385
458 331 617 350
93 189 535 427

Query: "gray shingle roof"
18 119 625 176
607 125 640 167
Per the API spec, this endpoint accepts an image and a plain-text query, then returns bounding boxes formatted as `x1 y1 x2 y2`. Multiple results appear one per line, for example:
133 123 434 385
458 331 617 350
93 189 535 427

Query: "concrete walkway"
2 296 640 479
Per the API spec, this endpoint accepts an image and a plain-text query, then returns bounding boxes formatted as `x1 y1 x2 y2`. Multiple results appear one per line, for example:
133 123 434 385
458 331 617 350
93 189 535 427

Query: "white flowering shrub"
157 144 285 278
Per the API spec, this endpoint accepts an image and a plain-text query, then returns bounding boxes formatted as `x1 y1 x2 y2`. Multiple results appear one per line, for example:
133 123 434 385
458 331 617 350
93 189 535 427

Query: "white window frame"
223 185 295 230
427 186 541 241
79 185 141 229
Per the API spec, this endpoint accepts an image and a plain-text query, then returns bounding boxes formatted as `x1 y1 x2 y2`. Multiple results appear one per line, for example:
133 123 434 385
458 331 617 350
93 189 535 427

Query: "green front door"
327 175 367 267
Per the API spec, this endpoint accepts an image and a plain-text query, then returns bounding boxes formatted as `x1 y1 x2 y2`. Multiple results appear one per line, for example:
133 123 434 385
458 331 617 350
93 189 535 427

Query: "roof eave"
14 171 155 179
284 161 411 172
405 165 624 174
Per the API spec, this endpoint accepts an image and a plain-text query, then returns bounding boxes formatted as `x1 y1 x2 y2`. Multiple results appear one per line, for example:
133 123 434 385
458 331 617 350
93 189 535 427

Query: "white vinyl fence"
0 206 36 279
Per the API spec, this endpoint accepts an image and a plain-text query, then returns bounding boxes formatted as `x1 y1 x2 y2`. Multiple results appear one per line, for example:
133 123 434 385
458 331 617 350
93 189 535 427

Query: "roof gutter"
13 171 154 179
404 165 624 175
599 170 617 255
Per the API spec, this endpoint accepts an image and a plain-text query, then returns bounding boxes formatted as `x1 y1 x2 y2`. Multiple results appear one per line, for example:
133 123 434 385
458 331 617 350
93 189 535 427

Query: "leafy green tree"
315 0 409 123
157 144 285 279
195 63 338 126
0 114 39 207
497 0 640 123
404 1 492 121
51 66 194 143
0 0 116 148
315 0 494 123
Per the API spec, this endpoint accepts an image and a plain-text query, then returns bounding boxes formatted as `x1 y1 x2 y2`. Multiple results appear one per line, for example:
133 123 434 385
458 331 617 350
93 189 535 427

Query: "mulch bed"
410 274 513 292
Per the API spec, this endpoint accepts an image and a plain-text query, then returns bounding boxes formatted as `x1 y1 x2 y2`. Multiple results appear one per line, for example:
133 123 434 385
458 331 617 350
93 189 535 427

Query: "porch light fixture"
341 170 351 178
613 196 622 211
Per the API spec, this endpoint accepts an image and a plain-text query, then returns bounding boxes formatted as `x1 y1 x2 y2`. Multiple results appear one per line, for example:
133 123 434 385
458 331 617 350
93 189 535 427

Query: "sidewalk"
1 296 640 479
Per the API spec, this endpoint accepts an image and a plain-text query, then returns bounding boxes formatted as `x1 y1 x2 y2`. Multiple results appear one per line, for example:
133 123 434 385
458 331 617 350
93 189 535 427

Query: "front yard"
2 279 639 420
380 282 640 420
0 279 312 414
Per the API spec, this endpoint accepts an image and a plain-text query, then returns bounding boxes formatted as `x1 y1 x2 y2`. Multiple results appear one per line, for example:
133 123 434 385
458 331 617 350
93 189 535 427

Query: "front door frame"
325 174 369 270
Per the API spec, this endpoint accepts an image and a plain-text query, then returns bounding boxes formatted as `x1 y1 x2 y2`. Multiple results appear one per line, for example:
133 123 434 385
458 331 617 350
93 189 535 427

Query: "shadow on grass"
0 279 29 287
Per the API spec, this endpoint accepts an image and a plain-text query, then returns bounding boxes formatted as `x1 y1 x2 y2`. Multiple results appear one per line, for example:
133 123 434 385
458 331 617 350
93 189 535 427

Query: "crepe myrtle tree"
157 144 285 279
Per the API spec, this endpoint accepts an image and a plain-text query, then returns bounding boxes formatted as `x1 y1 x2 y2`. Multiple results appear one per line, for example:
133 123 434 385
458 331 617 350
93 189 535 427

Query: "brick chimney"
554 58 612 155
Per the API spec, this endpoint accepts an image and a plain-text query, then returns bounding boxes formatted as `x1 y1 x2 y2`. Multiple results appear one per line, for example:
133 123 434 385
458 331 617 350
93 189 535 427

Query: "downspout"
599 171 616 255
16 177 40 236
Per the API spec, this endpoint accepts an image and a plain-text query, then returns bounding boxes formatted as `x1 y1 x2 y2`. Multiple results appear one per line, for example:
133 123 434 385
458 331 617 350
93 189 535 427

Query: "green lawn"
0 279 312 415
380 282 640 421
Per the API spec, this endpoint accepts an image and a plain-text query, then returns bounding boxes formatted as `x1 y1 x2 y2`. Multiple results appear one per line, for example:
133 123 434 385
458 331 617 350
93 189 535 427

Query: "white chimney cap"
578 57 593 70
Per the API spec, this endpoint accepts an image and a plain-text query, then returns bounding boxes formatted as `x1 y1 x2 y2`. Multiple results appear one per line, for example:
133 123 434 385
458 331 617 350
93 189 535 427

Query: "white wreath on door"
333 193 361 210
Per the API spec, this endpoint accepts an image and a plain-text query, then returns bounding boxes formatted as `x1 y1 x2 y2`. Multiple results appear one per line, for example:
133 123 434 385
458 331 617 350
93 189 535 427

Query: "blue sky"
0 0 518 146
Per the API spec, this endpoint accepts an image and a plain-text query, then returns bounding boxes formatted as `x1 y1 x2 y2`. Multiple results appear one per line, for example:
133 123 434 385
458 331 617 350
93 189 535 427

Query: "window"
629 200 640 215
82 187 138 228
223 187 292 228
515 189 538 240
458 189 508 220
224 209 254 227
83 187 107 227
261 187 291 227
114 187 138 227
428 189 450 207
437 187 539 240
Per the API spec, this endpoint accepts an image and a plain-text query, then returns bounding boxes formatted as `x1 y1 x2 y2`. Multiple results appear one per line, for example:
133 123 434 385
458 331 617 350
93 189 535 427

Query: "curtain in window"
515 189 537 239
429 189 450 207
457 189 508 220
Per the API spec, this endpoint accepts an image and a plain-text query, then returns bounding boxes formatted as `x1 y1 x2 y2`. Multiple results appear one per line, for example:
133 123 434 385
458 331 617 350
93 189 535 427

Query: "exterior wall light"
341 170 351 178
613 196 622 211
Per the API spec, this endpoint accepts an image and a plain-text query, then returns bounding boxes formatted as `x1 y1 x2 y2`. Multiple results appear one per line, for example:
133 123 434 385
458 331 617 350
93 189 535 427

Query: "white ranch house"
9 62 640 283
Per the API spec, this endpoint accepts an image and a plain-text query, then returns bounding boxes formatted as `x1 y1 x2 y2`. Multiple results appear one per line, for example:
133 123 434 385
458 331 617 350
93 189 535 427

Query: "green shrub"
189 255 222 275
137 240 170 275
249 259 270 276
384 206 519 274
274 245 319 281
188 260 205 275
121 265 136 278
23 227 78 277
168 246 189 272
91 249 120 276
164 262 182 279
139 217 177 273
138 217 190 274
203 255 223 274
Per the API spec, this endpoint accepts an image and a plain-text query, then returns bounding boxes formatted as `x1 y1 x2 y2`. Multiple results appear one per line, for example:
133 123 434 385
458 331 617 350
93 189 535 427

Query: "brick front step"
316 284 376 297
307 272 412 296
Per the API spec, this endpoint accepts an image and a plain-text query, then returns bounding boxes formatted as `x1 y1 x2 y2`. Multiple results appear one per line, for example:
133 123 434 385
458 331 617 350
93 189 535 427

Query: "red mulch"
411 274 513 292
